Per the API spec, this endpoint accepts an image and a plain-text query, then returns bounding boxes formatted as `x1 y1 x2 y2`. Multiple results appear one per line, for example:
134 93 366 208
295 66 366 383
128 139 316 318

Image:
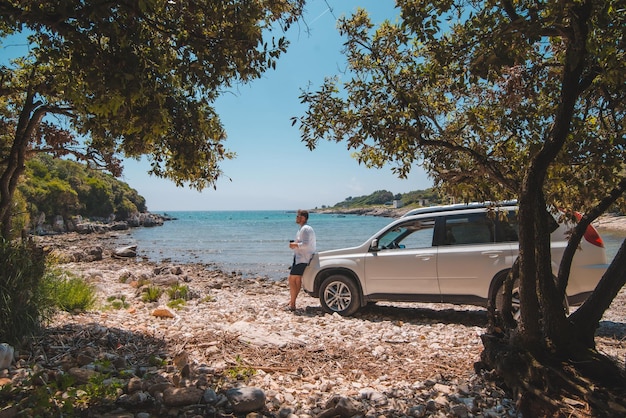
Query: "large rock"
226 321 306 348
225 387 266 413
75 222 108 234
162 387 204 407
82 246 103 262
318 395 363 418
127 213 165 228
52 215 66 233
68 367 98 385
110 221 129 231
113 245 137 258
152 307 175 318
0 344 14 370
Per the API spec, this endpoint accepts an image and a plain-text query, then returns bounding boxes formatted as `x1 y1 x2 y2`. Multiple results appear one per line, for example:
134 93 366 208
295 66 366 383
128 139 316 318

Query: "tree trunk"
515 188 545 350
570 238 626 348
556 180 626 348
0 137 26 239
0 89 43 239
557 179 626 296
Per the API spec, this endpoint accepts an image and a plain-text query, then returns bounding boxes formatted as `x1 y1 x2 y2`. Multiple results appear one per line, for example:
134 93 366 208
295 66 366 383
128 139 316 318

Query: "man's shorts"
290 262 308 276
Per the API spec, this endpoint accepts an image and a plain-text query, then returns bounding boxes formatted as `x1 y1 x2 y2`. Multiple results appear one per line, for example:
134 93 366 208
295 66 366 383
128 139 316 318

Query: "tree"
294 1 625 415
0 0 304 238
18 154 152 225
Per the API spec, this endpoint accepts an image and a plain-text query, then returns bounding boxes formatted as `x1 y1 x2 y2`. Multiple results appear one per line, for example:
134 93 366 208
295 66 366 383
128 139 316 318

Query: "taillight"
574 212 605 248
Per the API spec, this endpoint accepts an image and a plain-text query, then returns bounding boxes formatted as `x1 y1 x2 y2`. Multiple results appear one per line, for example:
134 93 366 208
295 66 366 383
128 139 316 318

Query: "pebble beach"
1 216 625 417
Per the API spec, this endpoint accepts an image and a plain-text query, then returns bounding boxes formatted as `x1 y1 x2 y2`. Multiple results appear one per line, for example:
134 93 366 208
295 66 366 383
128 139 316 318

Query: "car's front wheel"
319 274 361 316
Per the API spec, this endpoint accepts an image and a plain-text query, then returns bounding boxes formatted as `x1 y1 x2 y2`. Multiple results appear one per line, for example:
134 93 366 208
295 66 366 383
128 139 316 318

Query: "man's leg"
288 274 302 309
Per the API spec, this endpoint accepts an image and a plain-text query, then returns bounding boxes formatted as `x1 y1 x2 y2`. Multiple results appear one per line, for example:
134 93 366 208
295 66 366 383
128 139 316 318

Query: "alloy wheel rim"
325 281 352 312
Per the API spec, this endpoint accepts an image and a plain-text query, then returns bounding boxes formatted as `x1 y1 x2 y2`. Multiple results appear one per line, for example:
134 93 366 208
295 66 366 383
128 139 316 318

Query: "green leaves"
1 0 304 236
2 0 305 179
294 0 625 213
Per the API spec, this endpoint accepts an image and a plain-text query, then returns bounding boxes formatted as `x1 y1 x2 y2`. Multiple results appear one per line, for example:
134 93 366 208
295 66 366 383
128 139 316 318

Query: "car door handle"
482 251 502 258
417 254 435 261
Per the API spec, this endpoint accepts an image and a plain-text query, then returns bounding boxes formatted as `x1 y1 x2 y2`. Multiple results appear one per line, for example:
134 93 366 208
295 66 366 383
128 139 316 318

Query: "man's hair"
298 210 309 220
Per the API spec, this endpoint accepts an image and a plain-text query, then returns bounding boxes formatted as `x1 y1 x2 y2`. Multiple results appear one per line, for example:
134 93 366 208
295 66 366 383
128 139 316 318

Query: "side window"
496 210 519 242
443 213 495 245
400 222 435 249
377 218 435 250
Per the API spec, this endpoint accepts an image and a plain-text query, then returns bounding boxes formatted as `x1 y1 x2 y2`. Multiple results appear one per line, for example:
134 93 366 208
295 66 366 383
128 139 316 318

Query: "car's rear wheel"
494 276 521 321
493 274 569 322
319 274 361 316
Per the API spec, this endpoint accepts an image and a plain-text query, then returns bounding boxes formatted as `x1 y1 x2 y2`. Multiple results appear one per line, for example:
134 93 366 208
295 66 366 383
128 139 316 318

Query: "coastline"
314 206 410 218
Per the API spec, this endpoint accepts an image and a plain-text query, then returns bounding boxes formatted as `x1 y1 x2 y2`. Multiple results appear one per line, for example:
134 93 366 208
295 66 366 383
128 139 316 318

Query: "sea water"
119 211 394 280
119 210 625 281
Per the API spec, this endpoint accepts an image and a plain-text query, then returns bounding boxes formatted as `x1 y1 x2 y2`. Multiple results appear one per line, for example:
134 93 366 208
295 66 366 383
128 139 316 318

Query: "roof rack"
402 200 518 217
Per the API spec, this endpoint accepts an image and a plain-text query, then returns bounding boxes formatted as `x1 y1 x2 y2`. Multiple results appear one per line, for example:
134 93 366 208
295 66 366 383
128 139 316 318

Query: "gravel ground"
2 227 624 417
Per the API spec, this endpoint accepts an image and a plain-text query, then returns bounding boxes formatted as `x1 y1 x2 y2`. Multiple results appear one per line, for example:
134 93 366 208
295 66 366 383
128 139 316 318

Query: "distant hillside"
330 188 444 209
15 155 147 230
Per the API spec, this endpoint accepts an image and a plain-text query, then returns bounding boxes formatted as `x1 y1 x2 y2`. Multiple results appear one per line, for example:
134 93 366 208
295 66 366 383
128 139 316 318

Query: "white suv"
302 202 608 316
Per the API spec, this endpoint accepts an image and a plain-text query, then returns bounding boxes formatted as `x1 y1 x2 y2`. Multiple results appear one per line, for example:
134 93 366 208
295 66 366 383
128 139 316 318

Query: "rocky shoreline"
1 226 625 417
313 207 410 218
32 212 172 236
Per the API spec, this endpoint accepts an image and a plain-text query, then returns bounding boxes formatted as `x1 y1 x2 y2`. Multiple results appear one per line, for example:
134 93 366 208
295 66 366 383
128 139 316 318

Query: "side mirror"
370 239 379 251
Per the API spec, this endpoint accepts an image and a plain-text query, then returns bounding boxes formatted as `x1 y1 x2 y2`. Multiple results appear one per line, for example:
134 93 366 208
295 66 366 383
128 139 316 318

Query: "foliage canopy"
296 1 624 211
0 0 305 237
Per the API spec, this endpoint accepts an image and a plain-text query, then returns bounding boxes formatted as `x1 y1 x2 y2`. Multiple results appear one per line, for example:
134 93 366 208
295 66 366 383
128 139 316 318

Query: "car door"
436 212 515 301
363 217 440 296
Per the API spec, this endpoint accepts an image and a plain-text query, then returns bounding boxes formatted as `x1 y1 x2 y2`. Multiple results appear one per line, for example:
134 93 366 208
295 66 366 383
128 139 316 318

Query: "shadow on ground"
302 302 489 328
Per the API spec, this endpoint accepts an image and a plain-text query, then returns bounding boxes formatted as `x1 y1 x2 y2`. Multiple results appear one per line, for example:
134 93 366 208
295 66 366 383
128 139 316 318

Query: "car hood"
318 244 370 258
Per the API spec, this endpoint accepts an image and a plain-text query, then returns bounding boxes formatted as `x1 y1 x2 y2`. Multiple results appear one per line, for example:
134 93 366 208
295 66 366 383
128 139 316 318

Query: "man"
287 209 316 311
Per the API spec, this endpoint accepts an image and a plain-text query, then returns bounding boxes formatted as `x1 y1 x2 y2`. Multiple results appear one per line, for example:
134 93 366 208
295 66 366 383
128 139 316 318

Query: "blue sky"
1 1 433 211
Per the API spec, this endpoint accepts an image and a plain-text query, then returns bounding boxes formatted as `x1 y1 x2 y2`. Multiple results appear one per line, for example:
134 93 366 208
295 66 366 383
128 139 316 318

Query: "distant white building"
393 199 404 208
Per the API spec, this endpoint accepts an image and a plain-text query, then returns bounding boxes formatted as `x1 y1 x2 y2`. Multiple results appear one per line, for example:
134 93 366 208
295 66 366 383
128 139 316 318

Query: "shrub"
48 269 97 313
0 239 50 346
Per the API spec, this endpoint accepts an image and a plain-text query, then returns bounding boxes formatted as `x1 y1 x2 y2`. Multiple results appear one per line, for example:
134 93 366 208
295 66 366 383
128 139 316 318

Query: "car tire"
319 274 361 316
494 274 521 321
493 273 569 322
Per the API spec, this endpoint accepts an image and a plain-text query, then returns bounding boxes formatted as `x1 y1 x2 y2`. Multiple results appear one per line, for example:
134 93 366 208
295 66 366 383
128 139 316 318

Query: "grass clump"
49 269 97 313
167 298 186 310
105 295 129 310
201 294 216 303
1 238 99 345
166 284 193 309
226 355 257 381
166 283 190 300
142 286 163 303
